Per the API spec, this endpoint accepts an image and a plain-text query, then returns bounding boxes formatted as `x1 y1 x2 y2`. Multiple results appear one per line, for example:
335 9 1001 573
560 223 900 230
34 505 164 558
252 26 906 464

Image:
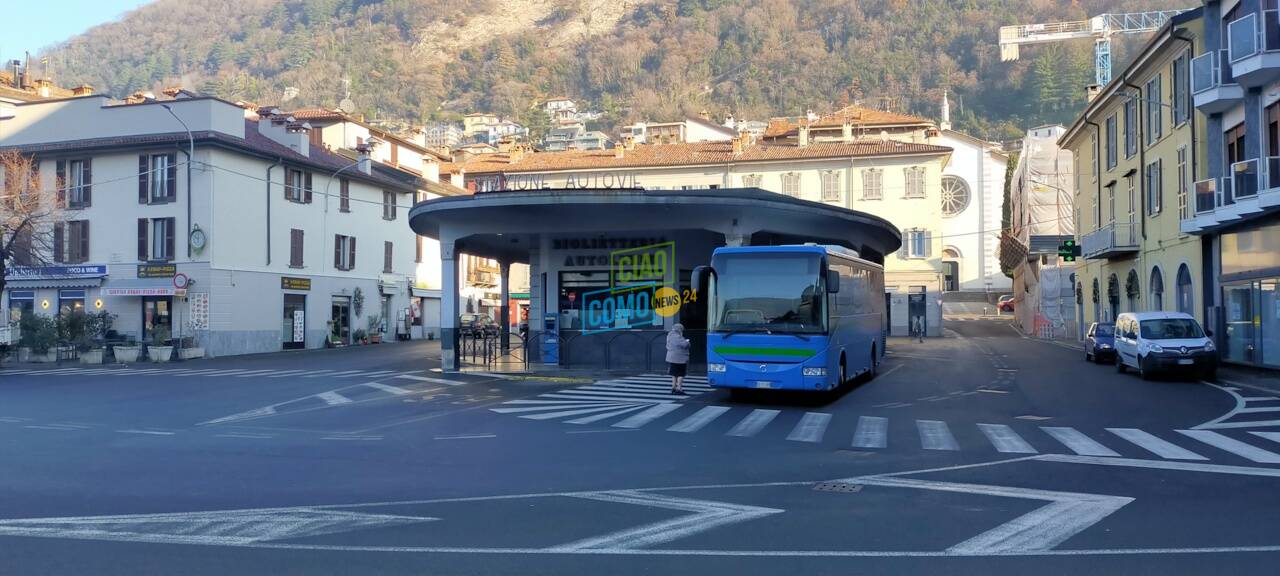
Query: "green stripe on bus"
712 346 815 357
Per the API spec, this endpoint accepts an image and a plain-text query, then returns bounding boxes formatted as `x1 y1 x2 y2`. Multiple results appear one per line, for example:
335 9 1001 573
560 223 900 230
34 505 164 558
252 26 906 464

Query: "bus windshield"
710 252 826 334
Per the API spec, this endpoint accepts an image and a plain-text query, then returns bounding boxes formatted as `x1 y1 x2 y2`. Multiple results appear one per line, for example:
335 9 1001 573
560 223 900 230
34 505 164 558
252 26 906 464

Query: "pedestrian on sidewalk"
666 323 690 395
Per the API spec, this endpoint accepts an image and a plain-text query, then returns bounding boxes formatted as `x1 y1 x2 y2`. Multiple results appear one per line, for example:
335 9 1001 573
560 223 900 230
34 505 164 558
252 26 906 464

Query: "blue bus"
694 244 886 392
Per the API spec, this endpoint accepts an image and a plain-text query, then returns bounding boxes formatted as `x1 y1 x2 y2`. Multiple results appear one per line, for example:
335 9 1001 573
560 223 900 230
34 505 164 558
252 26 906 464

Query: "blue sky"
1 0 152 65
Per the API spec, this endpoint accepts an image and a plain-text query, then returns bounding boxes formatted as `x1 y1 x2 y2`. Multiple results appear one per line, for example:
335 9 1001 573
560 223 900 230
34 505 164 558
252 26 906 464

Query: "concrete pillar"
441 240 460 371
499 260 511 352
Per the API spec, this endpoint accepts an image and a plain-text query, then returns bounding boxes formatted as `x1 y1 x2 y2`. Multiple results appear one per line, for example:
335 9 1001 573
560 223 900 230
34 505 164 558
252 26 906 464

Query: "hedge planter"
149 346 174 363
178 347 205 360
17 347 32 363
79 349 105 365
114 346 142 364
30 349 60 363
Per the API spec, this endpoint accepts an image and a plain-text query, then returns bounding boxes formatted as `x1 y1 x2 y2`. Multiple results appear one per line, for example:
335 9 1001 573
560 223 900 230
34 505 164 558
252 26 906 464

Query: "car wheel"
1086 350 1094 363
1116 357 1126 373
1138 356 1152 381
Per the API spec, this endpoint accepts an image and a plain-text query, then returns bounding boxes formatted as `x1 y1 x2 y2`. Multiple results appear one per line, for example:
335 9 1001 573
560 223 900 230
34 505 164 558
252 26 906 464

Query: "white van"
1113 312 1218 380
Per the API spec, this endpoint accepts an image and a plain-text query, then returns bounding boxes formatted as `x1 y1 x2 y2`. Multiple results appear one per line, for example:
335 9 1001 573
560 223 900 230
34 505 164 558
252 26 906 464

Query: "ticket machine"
541 312 559 364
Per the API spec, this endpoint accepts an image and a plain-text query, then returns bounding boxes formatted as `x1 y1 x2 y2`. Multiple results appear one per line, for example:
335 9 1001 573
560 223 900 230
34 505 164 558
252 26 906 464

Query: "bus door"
677 268 707 364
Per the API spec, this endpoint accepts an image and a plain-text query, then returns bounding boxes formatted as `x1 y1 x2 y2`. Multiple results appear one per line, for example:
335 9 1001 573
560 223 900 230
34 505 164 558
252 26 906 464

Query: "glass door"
1223 283 1257 364
283 294 307 350
330 297 351 345
1262 281 1279 367
142 296 173 343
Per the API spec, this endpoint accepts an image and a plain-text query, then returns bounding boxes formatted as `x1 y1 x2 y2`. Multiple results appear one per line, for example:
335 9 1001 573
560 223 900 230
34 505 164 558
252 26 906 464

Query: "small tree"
1 150 65 328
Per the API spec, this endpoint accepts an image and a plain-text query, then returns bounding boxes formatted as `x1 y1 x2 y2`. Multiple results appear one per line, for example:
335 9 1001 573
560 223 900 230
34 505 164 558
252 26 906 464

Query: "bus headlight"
707 363 727 373
802 367 827 377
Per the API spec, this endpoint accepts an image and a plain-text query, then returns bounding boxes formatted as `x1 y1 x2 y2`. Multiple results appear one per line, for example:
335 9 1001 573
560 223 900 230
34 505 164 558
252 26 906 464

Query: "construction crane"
999 10 1191 87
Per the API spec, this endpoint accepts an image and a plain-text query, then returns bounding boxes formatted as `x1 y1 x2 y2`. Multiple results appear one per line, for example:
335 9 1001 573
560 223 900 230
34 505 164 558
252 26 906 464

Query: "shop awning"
5 277 103 289
101 279 178 297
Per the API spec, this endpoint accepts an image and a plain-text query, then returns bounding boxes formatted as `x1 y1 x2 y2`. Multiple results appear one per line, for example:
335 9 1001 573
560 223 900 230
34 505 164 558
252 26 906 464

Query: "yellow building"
1060 10 1207 327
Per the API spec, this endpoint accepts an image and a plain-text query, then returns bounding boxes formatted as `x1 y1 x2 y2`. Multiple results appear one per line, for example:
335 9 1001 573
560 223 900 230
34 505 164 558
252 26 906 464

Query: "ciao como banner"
580 242 697 334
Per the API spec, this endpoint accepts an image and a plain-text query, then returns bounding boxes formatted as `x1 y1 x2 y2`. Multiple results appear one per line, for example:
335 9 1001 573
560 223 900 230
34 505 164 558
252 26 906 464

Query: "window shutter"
334 235 342 269
924 231 933 258
304 172 313 203
348 237 356 271
82 158 92 206
340 179 350 212
384 241 392 273
137 219 148 260
166 154 178 200
165 217 176 260
56 160 66 207
53 222 65 263
79 221 90 263
290 229 302 267
284 170 293 200
139 155 149 203
897 234 908 260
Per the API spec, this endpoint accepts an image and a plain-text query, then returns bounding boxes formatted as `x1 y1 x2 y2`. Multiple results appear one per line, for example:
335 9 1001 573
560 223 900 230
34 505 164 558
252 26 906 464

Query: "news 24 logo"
580 242 695 333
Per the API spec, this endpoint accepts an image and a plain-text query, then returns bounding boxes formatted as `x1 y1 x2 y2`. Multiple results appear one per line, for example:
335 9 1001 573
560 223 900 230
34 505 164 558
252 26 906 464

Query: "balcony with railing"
1082 221 1139 260
1182 162 1280 234
1228 10 1280 87
1192 49 1245 112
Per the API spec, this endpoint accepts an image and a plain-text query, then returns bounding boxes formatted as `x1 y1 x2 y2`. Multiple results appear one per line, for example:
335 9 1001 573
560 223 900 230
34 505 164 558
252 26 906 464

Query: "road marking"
1106 428 1206 460
852 416 888 449
521 404 639 421
1241 396 1279 401
490 401 624 413
564 405 652 424
1039 454 1280 478
263 370 310 378
726 409 780 437
316 391 352 406
1192 419 1280 429
977 389 1009 394
564 388 682 400
200 406 277 425
351 370 398 379
362 382 413 396
1041 427 1119 457
1177 429 1280 463
542 393 675 403
323 370 367 378
663 406 730 433
200 369 252 377
215 433 274 439
613 403 683 429
548 491 783 551
786 412 831 443
1238 406 1280 413
433 434 497 440
917 420 959 451
977 423 1037 454
116 429 177 436
393 374 465 386
0 417 31 423
1251 431 1280 445
233 370 280 378
24 425 84 431
320 436 382 441
564 429 640 434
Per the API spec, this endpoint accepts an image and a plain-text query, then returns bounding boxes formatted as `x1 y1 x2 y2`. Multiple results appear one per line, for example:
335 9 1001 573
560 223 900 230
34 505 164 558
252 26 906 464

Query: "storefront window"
8 291 35 324
58 289 86 316
1223 283 1256 364
283 294 307 350
1222 221 1280 276
142 296 172 343
1262 281 1280 367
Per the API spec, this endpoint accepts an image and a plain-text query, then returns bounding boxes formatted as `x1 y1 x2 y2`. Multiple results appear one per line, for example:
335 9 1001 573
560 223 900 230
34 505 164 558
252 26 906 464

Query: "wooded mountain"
40 0 1191 141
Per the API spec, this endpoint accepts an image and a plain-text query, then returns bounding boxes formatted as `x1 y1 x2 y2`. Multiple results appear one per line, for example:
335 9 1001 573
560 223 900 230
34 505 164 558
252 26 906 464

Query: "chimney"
8 60 21 89
698 109 711 120
508 145 525 164
805 109 818 122
35 79 52 98
357 143 374 174
623 135 636 150
72 84 94 96
1086 85 1102 103
724 113 735 129
732 134 744 156
614 142 626 158
841 120 853 143
798 125 810 148
257 112 311 156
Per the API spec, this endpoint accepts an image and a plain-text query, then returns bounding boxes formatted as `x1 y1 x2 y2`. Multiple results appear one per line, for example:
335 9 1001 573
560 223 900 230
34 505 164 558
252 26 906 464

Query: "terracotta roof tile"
445 140 950 175
763 106 934 138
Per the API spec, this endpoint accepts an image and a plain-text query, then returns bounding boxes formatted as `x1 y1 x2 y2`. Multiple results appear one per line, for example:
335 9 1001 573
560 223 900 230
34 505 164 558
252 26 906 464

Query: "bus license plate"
755 381 773 389
1177 359 1194 365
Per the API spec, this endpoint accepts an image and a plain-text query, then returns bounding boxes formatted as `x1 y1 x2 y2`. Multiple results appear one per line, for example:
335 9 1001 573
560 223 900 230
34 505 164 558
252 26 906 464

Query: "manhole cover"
813 482 863 493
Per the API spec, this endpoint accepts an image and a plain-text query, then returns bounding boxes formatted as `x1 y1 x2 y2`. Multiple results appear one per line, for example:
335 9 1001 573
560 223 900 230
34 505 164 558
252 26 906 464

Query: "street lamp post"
321 156 365 347
161 104 194 362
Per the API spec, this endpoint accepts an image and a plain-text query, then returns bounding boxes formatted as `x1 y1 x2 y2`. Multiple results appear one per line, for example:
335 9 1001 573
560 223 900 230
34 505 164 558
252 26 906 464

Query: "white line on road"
491 403 629 415
667 406 732 433
548 491 783 551
322 370 367 378
433 434 497 440
320 436 382 441
393 374 465 386
362 382 413 396
613 403 683 429
1251 431 1280 445
116 429 177 436
1192 419 1280 429
1041 427 1119 457
1106 428 1206 460
786 412 831 443
233 370 280 378
1038 454 1280 478
316 391 353 406
917 420 959 451
1238 406 1280 413
521 404 641 421
215 433 274 439
24 425 84 431
726 409 780 437
564 405 651 424
200 406 278 425
263 370 310 379
977 423 1037 454
1177 429 1280 463
852 416 888 449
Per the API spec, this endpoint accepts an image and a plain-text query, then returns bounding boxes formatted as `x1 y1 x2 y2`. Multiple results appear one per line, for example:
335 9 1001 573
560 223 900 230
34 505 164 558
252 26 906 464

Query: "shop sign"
554 236 668 268
137 264 177 278
292 310 305 342
610 241 674 289
102 287 175 296
281 277 312 291
5 264 107 280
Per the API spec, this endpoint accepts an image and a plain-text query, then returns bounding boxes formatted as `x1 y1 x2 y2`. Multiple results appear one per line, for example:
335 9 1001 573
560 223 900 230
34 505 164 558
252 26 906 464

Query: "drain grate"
813 482 863 493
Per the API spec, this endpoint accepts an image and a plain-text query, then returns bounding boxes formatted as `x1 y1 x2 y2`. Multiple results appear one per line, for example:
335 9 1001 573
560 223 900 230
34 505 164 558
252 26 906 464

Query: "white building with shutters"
0 93 429 357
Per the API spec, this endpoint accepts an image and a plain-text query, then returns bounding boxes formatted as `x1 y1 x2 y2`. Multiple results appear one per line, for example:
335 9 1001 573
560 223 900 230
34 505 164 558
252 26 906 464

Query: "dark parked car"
1085 322 1116 364
460 314 499 338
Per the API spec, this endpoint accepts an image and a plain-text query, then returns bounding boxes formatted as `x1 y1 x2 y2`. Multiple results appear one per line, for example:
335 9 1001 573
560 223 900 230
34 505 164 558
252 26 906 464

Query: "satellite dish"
338 98 356 113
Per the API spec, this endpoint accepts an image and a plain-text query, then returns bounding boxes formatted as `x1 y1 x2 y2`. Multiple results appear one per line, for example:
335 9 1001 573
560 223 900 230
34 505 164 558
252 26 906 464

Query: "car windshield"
710 252 826 334
1094 324 1114 337
1140 318 1205 340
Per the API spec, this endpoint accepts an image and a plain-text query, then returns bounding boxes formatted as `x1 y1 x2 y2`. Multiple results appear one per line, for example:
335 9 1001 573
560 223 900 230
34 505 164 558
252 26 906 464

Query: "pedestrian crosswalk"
490 375 1280 466
1 366 429 381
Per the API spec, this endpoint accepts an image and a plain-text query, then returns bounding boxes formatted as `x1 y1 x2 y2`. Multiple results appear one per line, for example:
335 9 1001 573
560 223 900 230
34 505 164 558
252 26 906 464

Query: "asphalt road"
2 319 1279 575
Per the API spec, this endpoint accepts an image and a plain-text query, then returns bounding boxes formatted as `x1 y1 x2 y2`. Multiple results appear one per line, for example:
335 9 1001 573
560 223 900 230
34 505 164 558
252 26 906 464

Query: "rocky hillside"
40 0 1192 140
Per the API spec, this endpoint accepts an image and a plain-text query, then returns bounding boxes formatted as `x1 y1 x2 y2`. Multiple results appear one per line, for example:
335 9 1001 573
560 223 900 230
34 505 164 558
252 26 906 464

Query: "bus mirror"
692 265 715 297
826 270 840 293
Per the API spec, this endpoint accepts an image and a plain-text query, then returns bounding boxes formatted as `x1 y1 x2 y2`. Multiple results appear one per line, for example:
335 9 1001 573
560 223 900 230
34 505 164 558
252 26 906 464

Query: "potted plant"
75 310 114 365
178 333 204 360
353 328 368 345
148 326 174 363
113 338 142 363
18 314 58 363
366 314 384 344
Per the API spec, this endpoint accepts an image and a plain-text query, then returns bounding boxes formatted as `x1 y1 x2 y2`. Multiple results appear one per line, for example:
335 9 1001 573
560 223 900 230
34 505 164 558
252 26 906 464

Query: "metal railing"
1082 221 1139 258
1195 178 1217 214
1191 51 1215 93
1233 158 1261 199
1230 13 1260 62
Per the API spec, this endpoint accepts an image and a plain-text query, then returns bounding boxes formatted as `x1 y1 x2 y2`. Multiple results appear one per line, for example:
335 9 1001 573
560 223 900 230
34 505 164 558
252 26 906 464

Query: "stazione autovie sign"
473 171 643 192
4 265 108 280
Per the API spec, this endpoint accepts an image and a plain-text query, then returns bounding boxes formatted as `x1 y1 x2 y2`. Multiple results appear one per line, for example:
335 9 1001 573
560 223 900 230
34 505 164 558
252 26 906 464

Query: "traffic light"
1057 239 1081 262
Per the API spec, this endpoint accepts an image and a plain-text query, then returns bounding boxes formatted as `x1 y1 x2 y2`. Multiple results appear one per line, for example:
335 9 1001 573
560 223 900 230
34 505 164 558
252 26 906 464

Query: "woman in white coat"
665 323 691 395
